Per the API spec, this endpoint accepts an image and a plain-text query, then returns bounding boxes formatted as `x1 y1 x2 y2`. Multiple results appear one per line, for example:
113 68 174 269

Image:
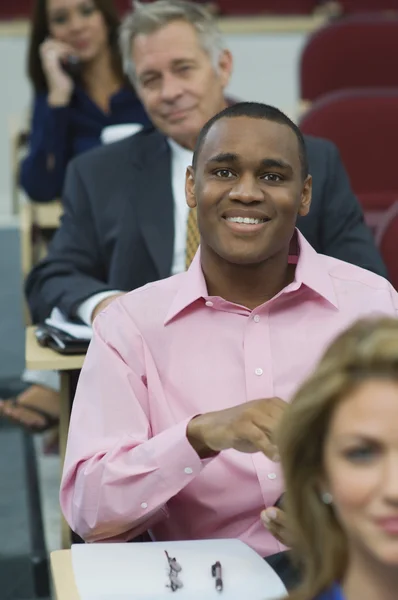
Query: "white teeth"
226 217 264 225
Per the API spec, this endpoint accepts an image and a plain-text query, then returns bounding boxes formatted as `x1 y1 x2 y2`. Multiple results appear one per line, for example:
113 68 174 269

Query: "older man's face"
132 20 232 150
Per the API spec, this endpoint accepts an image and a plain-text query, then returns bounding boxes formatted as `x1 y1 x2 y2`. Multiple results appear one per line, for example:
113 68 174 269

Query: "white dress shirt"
77 139 193 325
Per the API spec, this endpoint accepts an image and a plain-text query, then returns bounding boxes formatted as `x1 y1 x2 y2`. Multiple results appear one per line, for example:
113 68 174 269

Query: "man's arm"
25 159 116 323
318 142 387 278
60 300 215 542
60 298 286 543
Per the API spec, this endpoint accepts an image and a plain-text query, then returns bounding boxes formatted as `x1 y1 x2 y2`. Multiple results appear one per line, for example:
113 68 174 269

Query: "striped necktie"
185 208 200 269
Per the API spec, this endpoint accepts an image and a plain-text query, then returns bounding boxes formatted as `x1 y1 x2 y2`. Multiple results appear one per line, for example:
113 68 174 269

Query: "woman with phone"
277 317 398 600
20 0 151 202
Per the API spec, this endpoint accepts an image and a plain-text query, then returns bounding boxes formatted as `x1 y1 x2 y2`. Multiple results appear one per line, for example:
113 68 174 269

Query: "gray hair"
119 0 225 86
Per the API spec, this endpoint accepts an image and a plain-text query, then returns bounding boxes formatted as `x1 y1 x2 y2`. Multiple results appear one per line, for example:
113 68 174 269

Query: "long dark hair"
27 0 126 92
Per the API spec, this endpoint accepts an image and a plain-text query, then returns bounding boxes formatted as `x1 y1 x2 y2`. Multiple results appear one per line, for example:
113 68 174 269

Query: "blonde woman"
277 317 398 600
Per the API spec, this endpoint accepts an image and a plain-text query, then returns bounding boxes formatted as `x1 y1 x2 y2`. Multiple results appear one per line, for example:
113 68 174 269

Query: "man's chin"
163 122 200 148
220 249 271 267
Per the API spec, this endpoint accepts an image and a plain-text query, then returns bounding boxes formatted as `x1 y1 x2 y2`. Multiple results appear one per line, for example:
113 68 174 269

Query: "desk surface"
51 550 80 600
32 200 63 229
25 326 85 371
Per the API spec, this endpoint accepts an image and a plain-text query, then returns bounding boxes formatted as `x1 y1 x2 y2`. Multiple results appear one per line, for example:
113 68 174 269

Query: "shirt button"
184 467 193 474
253 315 260 323
205 301 214 307
255 368 263 376
141 502 148 509
268 473 277 480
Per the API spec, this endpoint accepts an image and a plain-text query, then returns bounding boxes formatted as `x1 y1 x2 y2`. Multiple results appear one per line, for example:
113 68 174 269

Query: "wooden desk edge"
2 14 327 37
32 200 63 229
51 550 80 600
25 326 85 371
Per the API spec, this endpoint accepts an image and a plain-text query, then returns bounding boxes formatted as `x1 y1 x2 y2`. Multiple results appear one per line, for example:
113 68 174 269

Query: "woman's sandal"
0 396 59 433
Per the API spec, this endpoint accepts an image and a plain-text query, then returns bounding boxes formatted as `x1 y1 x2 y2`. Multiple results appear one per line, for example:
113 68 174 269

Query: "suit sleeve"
60 301 211 542
19 93 71 202
25 159 116 322
318 142 388 278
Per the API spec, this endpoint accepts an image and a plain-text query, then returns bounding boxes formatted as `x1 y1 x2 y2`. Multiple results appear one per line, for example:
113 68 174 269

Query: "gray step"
0 423 50 599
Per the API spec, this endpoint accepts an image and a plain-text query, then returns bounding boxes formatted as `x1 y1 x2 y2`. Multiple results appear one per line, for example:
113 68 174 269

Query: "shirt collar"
293 230 339 308
164 229 338 325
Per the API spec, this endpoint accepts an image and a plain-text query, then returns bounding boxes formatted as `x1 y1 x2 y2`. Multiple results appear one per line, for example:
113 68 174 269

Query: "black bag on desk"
35 324 90 355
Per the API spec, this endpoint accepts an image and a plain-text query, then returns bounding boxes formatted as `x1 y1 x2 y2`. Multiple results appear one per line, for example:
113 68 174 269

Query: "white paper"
45 307 92 340
71 539 286 600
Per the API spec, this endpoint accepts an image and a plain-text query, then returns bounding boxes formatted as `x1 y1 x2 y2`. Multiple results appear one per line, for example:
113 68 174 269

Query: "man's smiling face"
186 115 312 266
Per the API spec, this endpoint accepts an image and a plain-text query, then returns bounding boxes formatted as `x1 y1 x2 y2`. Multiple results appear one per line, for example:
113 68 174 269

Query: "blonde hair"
277 317 398 600
119 0 224 85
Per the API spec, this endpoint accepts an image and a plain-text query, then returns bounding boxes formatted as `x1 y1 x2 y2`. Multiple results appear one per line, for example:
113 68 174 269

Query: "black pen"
211 561 223 592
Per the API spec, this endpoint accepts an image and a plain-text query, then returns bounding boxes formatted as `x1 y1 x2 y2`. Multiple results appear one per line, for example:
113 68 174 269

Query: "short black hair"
192 102 308 180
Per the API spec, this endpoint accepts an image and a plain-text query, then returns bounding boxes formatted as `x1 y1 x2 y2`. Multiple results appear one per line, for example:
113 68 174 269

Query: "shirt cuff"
131 418 216 516
76 290 122 326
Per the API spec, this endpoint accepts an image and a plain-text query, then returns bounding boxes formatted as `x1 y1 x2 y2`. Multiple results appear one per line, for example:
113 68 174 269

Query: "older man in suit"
1 1 385 430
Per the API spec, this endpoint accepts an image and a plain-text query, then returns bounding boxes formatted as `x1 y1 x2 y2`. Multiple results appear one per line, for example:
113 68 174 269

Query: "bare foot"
0 385 60 431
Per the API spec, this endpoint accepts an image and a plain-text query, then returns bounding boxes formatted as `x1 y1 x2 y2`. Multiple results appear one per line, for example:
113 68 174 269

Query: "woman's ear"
317 476 333 505
185 166 197 209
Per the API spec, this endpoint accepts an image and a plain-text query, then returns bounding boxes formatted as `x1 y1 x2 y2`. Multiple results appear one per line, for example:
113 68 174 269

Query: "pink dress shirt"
61 231 398 556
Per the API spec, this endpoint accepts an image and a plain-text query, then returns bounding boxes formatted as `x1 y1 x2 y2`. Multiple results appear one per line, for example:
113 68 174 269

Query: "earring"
321 492 333 505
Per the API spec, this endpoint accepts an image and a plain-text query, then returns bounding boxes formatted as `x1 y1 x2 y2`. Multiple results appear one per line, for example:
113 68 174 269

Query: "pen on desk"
211 561 223 592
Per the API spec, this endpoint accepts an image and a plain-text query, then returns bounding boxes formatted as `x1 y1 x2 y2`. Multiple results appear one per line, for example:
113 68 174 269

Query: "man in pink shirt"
61 102 398 582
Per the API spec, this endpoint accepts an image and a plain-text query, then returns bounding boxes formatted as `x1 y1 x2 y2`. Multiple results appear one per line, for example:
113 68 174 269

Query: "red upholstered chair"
0 0 32 19
300 15 398 103
299 89 398 241
376 205 398 290
337 0 398 14
216 0 318 16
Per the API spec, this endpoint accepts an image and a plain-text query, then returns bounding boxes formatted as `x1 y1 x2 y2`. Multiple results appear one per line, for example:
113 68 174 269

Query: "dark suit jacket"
25 128 387 323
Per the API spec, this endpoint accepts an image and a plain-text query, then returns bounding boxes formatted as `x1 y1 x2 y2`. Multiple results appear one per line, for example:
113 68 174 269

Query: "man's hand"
91 293 125 323
261 507 292 547
186 397 286 460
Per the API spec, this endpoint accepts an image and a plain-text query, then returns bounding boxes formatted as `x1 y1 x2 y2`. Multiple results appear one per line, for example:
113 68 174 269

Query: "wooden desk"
51 550 80 600
2 14 328 37
32 200 63 230
19 201 63 283
26 326 85 548
25 326 84 371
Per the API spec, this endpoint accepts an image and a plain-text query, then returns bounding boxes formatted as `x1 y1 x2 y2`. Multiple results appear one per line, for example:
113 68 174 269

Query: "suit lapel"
131 131 175 279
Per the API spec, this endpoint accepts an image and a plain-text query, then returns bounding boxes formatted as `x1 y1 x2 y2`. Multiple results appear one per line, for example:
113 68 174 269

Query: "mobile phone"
61 55 82 79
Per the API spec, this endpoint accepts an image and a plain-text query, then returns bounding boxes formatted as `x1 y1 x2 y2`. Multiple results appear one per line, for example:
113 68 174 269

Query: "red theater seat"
376 206 398 290
300 15 398 102
300 89 398 281
216 0 317 16
0 0 32 19
338 0 398 14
